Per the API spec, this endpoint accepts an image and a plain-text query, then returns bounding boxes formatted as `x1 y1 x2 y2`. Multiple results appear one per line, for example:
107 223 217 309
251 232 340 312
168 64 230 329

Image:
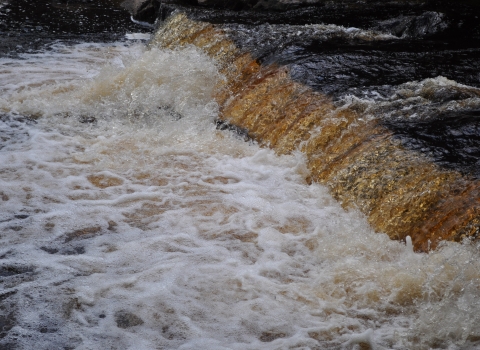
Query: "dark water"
0 0 149 57
159 1 480 178
170 2 480 95
385 110 480 178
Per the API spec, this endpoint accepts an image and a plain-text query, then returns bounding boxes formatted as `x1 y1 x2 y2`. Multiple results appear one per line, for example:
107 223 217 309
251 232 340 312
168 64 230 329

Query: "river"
1 1 480 349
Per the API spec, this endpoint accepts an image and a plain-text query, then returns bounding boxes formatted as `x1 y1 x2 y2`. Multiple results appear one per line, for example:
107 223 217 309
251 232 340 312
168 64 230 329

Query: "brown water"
1 3 480 350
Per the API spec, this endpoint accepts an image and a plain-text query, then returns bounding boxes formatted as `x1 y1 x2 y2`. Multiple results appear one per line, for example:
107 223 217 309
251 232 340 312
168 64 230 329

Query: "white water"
1 40 480 350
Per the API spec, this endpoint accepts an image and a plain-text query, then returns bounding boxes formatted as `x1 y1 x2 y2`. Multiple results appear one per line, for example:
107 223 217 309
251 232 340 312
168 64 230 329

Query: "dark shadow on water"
0 0 149 57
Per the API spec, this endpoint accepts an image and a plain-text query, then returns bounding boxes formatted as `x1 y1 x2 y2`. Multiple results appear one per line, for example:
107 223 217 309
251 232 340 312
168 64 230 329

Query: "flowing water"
149 11 480 251
1 2 480 350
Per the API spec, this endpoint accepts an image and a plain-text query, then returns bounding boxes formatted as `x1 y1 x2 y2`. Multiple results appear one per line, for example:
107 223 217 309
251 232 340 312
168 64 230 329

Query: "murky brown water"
1 2 480 349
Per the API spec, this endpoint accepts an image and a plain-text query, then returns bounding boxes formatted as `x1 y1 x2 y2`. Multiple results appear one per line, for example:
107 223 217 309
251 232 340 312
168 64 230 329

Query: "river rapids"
1 1 480 349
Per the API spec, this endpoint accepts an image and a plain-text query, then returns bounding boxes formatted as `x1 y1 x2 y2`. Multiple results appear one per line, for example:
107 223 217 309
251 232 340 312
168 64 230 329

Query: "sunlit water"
1 37 480 350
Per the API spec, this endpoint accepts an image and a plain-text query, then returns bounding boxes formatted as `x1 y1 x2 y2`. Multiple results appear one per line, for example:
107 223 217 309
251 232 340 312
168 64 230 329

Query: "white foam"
125 33 151 40
1 40 480 350
343 328 375 349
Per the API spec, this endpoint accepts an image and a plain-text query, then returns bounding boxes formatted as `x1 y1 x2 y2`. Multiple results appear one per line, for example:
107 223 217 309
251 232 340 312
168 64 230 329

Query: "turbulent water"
1 3 480 350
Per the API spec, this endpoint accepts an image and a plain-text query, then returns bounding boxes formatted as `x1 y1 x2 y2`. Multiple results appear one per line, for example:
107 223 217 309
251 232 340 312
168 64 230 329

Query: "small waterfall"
151 12 480 251
3 1 480 348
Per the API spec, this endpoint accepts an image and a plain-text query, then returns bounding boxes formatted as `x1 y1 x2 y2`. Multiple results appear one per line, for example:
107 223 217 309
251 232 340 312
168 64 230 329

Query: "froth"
0 42 220 125
1 40 480 349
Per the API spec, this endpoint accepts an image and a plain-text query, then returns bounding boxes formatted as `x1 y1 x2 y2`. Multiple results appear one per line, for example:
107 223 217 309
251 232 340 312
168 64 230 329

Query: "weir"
149 12 480 251
4 1 480 347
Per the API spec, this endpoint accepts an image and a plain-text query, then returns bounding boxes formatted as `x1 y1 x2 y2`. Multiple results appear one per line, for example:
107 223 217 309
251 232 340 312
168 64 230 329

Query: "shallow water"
0 34 480 350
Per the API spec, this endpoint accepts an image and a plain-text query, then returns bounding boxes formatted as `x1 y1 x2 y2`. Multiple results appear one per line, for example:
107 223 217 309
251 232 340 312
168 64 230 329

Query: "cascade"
2 1 480 348
148 11 480 251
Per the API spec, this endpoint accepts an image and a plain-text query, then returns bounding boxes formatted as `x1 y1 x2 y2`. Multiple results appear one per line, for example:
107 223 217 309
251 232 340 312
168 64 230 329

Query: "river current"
1 2 480 350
